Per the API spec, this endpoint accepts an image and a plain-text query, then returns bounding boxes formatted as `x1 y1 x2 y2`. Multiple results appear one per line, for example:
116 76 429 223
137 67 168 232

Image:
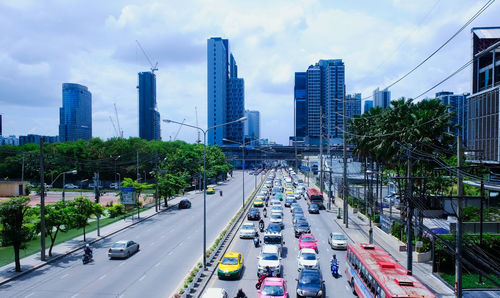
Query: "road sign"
121 187 137 205
415 241 423 248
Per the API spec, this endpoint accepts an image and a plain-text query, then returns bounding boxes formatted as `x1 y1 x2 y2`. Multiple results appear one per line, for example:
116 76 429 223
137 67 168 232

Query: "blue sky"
0 0 498 144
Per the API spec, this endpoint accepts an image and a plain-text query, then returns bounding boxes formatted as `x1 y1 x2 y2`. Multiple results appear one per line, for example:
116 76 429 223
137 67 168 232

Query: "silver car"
239 223 258 239
108 240 140 259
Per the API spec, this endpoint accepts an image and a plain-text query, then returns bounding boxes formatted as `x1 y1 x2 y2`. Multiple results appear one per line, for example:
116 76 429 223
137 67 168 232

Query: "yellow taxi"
206 187 215 194
253 197 264 207
217 252 244 279
285 188 294 195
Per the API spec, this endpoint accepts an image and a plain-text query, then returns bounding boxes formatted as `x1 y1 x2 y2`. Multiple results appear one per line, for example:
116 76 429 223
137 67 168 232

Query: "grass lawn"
0 208 148 268
439 272 500 289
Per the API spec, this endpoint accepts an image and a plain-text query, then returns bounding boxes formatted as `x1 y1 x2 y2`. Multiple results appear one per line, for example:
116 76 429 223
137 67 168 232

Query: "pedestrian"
220 190 223 196
235 289 247 298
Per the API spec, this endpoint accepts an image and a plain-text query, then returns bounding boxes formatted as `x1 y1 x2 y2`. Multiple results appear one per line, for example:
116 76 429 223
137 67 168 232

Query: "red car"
258 277 288 298
298 234 318 252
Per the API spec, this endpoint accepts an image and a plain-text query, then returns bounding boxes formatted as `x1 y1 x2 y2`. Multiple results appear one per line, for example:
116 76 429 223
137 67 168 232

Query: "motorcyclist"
263 207 267 218
253 235 260 247
258 219 265 232
235 288 247 298
331 254 338 265
84 244 93 259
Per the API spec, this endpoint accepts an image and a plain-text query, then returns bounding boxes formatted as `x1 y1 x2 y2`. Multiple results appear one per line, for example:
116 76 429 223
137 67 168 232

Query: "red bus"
345 243 435 298
306 188 324 209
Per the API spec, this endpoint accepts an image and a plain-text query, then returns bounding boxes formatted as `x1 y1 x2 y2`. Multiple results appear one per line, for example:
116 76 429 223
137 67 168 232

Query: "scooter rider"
331 254 338 265
263 207 267 218
258 219 265 232
84 244 93 258
253 234 260 247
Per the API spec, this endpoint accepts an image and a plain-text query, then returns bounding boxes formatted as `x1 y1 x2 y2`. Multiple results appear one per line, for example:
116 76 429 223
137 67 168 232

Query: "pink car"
298 234 318 252
258 277 288 298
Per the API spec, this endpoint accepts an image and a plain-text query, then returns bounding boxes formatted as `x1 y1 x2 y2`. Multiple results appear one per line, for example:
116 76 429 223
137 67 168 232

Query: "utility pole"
319 106 324 195
455 136 463 297
21 154 25 182
39 141 46 261
479 177 484 284
406 147 413 275
343 84 348 228
136 151 139 181
94 172 100 237
327 127 332 210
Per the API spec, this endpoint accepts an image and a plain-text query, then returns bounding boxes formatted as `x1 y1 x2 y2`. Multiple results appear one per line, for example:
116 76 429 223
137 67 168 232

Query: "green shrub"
391 221 402 240
179 288 185 294
107 203 126 218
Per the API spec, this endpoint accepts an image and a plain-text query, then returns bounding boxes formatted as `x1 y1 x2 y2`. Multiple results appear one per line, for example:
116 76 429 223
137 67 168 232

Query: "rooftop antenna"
135 40 158 74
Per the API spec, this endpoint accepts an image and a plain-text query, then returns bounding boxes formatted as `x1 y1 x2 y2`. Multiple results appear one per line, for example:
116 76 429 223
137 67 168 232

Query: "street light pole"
62 170 77 202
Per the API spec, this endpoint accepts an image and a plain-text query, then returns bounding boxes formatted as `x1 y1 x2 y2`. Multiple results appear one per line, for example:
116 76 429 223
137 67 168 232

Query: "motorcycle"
253 236 260 248
259 220 265 232
331 259 339 278
255 272 270 289
82 253 93 264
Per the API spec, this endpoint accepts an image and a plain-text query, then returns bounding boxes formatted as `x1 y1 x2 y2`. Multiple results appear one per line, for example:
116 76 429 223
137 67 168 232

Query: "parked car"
64 183 78 189
109 182 121 189
296 268 324 298
308 203 320 214
258 277 288 298
178 199 191 209
328 232 347 250
108 240 139 259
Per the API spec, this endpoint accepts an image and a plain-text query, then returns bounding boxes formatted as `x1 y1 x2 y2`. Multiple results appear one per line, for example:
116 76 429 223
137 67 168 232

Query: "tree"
42 201 71 256
158 173 188 207
67 196 102 242
0 196 36 272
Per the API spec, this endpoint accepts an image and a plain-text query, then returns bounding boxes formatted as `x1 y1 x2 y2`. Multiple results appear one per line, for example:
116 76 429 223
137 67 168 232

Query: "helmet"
85 244 90 248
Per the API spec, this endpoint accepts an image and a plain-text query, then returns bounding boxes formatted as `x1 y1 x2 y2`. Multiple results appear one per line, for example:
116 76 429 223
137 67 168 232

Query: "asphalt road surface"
205 171 354 298
0 171 258 298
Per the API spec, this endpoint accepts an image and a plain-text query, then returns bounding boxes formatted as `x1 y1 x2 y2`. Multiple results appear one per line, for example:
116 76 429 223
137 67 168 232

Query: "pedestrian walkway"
0 191 191 286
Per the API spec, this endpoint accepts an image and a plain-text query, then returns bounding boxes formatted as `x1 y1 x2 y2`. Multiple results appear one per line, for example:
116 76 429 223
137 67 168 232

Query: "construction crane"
173 118 185 141
135 40 158 74
109 116 119 137
114 103 123 138
195 106 201 143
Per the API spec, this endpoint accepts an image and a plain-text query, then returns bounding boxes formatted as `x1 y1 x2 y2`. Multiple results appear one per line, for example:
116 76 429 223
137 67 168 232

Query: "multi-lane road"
205 170 354 298
0 171 258 298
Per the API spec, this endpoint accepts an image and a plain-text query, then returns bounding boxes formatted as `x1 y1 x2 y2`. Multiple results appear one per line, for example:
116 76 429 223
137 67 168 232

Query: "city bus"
345 243 436 298
306 188 324 209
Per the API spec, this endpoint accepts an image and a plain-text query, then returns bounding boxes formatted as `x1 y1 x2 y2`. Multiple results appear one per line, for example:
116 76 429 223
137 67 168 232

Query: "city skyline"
0 1 499 144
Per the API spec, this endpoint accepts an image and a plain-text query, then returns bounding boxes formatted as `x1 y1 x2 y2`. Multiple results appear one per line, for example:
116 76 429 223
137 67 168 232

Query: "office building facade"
373 87 391 108
435 91 469 144
244 110 260 142
294 72 307 140
346 93 362 120
0 135 18 146
59 83 92 142
138 72 160 141
207 38 245 146
19 134 58 146
467 27 500 163
363 100 373 113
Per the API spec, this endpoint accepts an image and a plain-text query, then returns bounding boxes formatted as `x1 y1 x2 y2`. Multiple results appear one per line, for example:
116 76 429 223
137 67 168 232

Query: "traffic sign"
122 187 137 205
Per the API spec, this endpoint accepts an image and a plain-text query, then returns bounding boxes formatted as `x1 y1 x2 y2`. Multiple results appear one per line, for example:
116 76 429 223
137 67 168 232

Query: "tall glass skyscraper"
59 83 92 142
363 100 373 113
294 72 307 139
436 91 468 144
346 93 362 120
207 38 245 146
244 110 260 142
138 71 160 140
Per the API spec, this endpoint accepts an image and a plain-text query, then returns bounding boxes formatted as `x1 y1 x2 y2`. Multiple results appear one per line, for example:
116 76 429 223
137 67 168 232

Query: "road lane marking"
155 262 161 267
168 251 174 256
139 274 146 281
119 261 127 267
60 273 69 279
178 241 184 247
70 294 79 298
24 293 35 298
98 274 106 280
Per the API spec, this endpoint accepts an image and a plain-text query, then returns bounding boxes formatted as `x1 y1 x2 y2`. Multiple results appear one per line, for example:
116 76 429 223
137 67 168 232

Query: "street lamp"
223 138 254 209
111 155 121 189
367 169 374 244
50 170 77 202
163 116 247 268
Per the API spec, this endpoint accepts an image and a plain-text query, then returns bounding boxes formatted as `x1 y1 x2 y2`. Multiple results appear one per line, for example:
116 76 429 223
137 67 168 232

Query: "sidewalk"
0 191 191 286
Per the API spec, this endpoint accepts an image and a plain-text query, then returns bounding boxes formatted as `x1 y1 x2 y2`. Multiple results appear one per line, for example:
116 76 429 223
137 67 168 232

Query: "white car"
239 222 258 239
201 288 228 298
64 183 78 189
329 232 348 250
297 248 320 271
257 245 282 277
269 213 284 227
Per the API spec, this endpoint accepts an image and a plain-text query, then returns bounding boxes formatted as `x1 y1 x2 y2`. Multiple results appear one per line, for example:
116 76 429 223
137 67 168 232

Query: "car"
297 248 320 271
293 190 303 200
292 207 304 216
308 203 320 214
254 198 264 207
328 232 347 250
296 268 324 298
201 288 228 298
248 208 261 220
292 214 307 225
271 205 283 215
240 222 258 239
262 231 284 256
207 187 215 194
108 240 139 259
109 182 121 189
258 277 288 298
273 193 283 201
285 188 294 195
178 199 191 209
267 222 282 233
284 198 296 207
44 183 53 189
271 201 281 207
298 234 318 251
294 221 311 238
64 183 78 189
270 213 284 228
257 245 281 277
290 203 300 212
217 252 244 279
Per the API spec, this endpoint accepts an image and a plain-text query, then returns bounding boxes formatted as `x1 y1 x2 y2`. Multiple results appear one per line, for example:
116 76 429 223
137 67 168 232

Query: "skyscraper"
0 114 2 136
59 83 92 142
363 100 373 113
207 37 245 146
294 72 307 139
435 91 469 144
138 71 160 141
373 87 391 108
346 93 362 120
244 110 260 142
303 59 345 145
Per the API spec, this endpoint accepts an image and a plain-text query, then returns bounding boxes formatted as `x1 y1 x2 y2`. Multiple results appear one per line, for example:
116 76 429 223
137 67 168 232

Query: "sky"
0 0 499 145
